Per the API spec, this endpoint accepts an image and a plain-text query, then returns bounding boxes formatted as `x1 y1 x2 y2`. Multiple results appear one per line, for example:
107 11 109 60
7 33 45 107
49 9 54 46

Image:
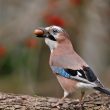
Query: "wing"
51 66 103 86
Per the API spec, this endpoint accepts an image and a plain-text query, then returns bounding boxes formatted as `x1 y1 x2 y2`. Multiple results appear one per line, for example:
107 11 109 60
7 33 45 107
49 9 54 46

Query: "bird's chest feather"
56 74 78 93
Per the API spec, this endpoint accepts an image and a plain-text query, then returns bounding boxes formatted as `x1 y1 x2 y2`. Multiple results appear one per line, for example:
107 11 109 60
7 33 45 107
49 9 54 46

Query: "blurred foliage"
0 0 109 98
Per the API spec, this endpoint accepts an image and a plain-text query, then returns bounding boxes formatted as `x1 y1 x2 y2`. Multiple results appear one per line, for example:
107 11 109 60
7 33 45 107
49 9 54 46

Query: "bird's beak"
33 28 48 38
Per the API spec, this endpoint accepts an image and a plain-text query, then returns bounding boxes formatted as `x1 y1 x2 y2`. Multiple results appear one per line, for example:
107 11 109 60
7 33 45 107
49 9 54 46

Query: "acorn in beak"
34 28 47 38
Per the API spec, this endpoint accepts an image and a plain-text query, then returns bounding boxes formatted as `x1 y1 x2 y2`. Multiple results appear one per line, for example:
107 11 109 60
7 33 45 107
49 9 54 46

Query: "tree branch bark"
0 92 109 110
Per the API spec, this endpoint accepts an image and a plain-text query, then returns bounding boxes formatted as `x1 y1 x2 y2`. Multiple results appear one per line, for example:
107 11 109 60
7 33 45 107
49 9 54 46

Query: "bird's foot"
77 101 84 110
51 100 63 108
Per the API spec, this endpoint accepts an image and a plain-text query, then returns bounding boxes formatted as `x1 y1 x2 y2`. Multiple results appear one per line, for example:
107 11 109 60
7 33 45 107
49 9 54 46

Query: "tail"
94 87 110 95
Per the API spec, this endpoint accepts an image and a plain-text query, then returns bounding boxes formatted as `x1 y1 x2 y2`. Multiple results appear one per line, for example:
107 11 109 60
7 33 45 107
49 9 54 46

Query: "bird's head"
34 25 71 52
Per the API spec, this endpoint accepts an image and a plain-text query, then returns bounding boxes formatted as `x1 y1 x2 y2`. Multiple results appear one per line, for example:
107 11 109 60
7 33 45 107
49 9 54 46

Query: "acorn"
34 29 44 36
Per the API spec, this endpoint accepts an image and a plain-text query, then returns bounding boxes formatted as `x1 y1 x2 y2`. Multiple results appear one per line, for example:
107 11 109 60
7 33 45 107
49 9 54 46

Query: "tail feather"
94 87 110 95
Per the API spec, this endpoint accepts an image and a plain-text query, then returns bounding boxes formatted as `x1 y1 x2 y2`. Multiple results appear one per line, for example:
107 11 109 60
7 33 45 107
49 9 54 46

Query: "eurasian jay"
34 25 110 106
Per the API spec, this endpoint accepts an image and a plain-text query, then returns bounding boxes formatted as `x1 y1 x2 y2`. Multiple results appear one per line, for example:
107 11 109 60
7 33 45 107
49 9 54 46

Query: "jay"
34 25 110 106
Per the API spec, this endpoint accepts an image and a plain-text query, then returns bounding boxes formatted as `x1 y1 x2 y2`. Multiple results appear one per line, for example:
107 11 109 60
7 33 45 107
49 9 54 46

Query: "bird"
34 25 110 107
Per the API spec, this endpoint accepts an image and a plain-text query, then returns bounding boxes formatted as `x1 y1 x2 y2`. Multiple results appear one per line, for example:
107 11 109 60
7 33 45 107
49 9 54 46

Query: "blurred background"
0 0 110 98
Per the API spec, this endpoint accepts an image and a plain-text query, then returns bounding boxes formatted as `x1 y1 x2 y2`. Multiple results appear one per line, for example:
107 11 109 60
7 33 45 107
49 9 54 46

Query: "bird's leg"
76 90 85 110
52 91 69 107
79 90 85 106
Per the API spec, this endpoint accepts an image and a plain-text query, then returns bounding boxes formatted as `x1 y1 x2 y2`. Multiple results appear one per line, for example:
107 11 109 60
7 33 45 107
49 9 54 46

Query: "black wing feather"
64 67 97 82
83 67 97 82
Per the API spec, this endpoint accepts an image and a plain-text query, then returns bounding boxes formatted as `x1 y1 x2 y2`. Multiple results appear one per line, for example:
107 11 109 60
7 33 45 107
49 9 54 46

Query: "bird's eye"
52 29 59 34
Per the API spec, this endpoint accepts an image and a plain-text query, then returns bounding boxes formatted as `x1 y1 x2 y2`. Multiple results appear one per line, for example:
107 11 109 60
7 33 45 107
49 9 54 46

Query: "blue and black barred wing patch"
51 66 70 78
51 66 97 84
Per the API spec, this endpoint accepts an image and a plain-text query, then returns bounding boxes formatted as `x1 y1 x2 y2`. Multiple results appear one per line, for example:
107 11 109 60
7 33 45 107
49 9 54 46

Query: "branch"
0 92 109 110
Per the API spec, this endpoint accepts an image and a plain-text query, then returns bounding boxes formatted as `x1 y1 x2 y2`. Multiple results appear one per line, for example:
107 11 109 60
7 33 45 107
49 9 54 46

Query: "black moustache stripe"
48 35 56 41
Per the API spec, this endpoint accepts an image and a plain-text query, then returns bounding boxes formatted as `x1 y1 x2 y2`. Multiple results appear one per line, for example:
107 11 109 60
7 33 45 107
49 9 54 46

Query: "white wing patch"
77 71 82 77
